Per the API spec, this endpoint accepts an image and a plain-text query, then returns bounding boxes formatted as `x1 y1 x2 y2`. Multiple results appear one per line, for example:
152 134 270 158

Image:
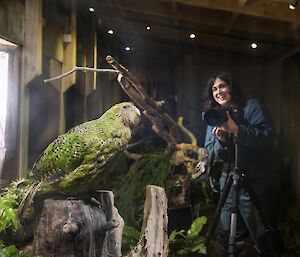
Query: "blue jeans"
219 172 265 256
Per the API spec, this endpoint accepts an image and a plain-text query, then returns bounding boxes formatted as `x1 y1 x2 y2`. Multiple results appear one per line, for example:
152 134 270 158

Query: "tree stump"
97 190 124 257
32 192 122 257
127 185 169 257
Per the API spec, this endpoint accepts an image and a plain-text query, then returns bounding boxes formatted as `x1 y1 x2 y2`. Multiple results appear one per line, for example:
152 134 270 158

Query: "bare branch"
126 137 153 149
44 66 118 83
177 116 197 146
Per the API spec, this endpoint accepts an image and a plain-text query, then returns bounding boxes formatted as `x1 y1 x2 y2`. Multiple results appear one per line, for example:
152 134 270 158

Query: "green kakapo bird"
17 102 141 217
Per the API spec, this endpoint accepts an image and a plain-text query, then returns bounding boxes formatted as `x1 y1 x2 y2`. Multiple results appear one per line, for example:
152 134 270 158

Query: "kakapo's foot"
66 196 78 200
90 197 101 207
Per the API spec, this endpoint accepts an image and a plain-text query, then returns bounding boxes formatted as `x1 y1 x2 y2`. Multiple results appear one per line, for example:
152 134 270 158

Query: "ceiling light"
289 0 299 10
251 42 258 49
190 33 196 39
89 7 95 12
108 29 114 35
125 46 131 51
146 26 151 31
289 4 296 10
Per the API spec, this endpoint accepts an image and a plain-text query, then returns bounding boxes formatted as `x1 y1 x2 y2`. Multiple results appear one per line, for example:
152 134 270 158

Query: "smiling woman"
202 72 282 257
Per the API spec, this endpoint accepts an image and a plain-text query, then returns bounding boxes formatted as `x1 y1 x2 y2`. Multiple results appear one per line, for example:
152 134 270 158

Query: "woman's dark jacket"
204 98 276 197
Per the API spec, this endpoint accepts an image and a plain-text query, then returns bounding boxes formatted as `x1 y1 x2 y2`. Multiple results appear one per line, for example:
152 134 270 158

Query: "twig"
123 150 143 161
125 137 153 149
44 66 118 83
177 116 197 146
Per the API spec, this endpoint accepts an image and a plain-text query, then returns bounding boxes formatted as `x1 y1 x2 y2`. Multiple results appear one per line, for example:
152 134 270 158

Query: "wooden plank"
19 0 43 175
43 24 64 63
23 0 42 85
62 9 77 92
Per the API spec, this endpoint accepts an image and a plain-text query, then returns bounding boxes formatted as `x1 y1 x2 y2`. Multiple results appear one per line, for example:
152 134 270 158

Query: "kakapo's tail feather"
17 181 42 219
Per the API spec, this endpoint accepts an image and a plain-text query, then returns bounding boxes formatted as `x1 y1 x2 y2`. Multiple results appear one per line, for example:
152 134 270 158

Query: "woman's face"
212 77 232 107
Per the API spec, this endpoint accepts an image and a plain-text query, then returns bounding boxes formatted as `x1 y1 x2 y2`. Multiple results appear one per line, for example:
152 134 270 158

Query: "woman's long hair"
202 72 246 111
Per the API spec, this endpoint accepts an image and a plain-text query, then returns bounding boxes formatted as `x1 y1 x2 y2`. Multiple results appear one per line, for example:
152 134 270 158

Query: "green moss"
115 151 174 228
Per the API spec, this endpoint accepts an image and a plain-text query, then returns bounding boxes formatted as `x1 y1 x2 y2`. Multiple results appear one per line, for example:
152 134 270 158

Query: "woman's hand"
213 112 239 142
219 111 239 136
212 127 228 143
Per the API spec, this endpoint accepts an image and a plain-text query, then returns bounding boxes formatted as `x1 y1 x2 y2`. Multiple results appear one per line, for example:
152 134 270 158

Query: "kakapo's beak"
135 106 141 117
130 103 141 117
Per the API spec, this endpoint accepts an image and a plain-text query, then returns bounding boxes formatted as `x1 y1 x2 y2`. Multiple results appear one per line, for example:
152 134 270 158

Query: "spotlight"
89 7 95 12
190 33 196 39
108 29 114 35
125 46 131 51
289 0 299 10
146 26 151 31
251 42 258 49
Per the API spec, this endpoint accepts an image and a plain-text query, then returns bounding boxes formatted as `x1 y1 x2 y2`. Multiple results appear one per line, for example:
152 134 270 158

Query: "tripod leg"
228 173 240 257
205 174 232 245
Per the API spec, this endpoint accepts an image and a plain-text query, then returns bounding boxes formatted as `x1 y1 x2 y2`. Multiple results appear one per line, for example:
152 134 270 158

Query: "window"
0 38 19 180
0 50 8 176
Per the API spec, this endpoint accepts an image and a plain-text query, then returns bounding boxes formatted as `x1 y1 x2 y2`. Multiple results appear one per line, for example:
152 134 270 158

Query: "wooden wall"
280 56 300 200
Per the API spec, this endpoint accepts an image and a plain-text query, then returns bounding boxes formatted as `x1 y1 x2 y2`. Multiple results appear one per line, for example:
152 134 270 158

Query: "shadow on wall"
27 75 60 169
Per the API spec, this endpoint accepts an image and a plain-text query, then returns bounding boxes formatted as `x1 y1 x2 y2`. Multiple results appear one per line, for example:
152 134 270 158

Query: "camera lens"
202 108 227 126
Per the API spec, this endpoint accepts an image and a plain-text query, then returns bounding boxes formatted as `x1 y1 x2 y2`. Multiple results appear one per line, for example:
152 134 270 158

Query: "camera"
202 106 237 126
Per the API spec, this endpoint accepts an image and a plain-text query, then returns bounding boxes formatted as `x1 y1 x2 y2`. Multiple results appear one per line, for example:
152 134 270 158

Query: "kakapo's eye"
123 105 129 109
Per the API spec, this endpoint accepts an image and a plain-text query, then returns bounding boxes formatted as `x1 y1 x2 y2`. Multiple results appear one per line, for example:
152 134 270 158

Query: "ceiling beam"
99 16 292 51
161 0 300 24
224 0 248 33
96 2 295 41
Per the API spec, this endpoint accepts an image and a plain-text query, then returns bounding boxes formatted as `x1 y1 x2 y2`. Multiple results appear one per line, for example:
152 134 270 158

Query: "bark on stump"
97 190 124 257
127 185 169 257
32 192 123 257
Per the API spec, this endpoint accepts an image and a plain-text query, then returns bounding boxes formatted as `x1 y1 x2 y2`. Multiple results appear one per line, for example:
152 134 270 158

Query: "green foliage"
121 226 140 254
0 241 23 257
0 180 40 257
0 178 32 232
115 151 174 228
0 195 20 232
0 240 42 257
169 216 207 256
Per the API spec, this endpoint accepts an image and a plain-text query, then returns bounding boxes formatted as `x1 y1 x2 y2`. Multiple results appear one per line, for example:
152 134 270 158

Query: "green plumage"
15 102 141 218
30 102 141 193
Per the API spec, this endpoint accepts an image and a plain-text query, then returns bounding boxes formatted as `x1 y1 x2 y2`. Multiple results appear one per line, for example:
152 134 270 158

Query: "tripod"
205 134 261 257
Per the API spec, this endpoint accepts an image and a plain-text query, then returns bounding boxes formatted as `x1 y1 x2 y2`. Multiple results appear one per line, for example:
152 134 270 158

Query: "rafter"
96 2 295 41
161 0 300 24
88 0 298 58
224 0 248 33
100 16 292 51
